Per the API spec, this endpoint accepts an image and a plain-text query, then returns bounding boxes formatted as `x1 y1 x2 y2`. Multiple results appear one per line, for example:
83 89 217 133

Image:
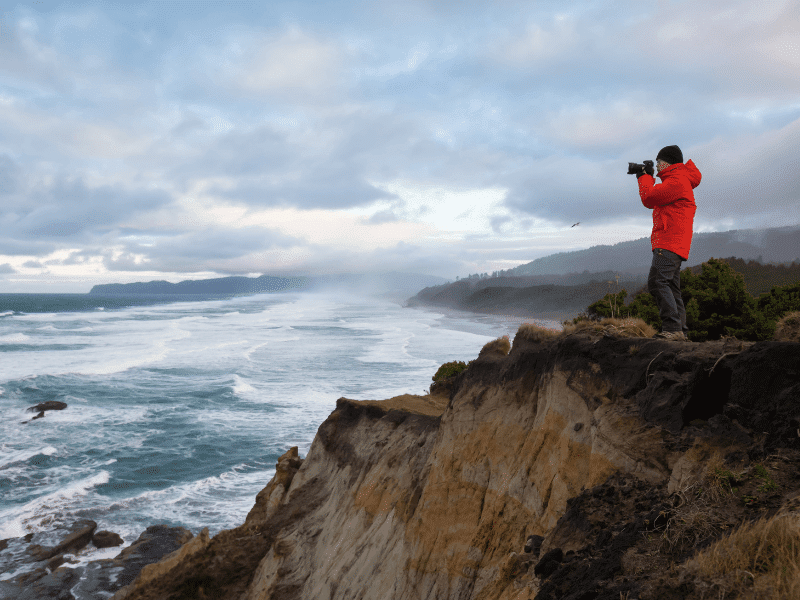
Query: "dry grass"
660 485 731 557
512 318 655 347
659 456 737 556
514 322 561 344
479 335 511 357
683 513 800 599
774 311 800 342
562 317 656 339
352 394 449 417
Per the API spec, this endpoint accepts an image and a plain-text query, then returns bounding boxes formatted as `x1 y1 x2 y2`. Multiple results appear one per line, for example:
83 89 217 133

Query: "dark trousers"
648 248 686 333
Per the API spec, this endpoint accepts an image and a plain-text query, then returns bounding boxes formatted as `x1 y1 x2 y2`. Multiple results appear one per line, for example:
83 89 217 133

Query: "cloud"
368 210 399 224
0 154 20 195
542 100 672 151
238 28 344 98
489 15 578 65
691 115 800 226
0 263 16 274
100 226 303 273
9 176 173 241
0 99 152 160
1 0 799 290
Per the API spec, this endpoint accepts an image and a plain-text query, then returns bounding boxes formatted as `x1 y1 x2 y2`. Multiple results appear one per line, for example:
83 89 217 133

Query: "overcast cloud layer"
1 0 799 291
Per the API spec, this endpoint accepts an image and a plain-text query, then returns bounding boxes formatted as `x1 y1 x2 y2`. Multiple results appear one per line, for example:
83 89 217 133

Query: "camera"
627 160 653 176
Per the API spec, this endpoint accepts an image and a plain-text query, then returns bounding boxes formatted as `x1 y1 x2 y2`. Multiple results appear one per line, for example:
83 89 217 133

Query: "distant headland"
89 272 447 301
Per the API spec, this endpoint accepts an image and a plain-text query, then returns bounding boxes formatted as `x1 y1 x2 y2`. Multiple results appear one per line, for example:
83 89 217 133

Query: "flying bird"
571 222 580 227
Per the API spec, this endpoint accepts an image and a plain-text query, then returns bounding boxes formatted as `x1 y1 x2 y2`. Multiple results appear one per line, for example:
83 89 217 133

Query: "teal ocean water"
0 292 546 572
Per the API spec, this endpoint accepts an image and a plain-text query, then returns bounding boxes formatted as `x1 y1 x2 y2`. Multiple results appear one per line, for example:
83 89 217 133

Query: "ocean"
0 291 551 574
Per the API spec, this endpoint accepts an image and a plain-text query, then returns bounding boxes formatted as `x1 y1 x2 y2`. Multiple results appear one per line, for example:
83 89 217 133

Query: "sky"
1 0 799 292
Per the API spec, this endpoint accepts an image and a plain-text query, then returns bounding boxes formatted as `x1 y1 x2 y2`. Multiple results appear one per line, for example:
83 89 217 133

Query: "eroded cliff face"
112 335 800 600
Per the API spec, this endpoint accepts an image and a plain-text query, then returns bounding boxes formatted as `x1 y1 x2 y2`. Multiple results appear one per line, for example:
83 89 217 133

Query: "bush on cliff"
587 258 800 341
432 360 469 382
758 283 800 325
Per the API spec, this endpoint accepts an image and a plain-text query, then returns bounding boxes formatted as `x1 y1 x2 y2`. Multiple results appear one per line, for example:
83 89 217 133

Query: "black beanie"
656 145 683 165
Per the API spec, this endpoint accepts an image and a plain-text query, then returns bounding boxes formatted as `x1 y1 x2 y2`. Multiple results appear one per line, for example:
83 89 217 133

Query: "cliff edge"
112 331 800 600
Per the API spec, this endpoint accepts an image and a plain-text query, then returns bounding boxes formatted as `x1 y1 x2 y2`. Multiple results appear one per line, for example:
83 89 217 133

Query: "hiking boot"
653 330 687 341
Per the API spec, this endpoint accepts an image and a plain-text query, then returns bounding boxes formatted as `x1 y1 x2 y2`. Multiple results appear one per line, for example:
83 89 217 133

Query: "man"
637 145 702 340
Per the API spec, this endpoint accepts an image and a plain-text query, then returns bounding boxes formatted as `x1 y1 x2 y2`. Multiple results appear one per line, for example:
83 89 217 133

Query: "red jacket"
638 160 701 260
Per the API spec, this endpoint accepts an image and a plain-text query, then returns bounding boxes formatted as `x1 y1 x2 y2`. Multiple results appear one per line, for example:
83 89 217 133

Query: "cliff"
112 331 800 600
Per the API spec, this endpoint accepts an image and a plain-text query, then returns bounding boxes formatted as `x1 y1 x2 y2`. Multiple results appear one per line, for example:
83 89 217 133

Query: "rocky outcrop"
0 524 193 600
27 519 97 562
110 334 800 600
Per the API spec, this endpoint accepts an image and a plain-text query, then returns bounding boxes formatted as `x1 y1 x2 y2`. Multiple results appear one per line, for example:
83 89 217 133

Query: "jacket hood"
658 160 702 188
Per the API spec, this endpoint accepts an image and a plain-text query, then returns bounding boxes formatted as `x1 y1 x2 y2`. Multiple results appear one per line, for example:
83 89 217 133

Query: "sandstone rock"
92 530 124 548
243 446 304 528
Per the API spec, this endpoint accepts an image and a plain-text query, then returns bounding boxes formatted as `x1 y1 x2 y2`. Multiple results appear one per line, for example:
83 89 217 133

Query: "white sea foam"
0 470 110 539
0 446 57 470
63 395 88 403
231 374 256 396
0 333 31 343
95 464 276 534
0 311 13 317
0 317 197 379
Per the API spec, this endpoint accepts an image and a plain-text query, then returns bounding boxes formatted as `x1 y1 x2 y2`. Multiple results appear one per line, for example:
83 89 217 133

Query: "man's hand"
637 162 655 179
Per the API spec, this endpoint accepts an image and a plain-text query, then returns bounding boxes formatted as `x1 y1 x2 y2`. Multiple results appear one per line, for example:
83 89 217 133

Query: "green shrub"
432 360 469 382
585 258 800 341
758 283 800 323
587 289 628 319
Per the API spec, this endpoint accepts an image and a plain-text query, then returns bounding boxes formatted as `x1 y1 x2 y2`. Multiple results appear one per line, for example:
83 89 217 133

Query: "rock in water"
0 523 192 600
27 519 97 561
26 400 68 413
92 530 124 548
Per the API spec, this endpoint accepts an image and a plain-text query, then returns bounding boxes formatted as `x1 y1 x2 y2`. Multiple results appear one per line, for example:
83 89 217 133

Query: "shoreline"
407 302 565 338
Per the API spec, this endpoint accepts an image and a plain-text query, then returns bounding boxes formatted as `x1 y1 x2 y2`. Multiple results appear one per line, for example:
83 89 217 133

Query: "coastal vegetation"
587 257 800 341
432 360 470 382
